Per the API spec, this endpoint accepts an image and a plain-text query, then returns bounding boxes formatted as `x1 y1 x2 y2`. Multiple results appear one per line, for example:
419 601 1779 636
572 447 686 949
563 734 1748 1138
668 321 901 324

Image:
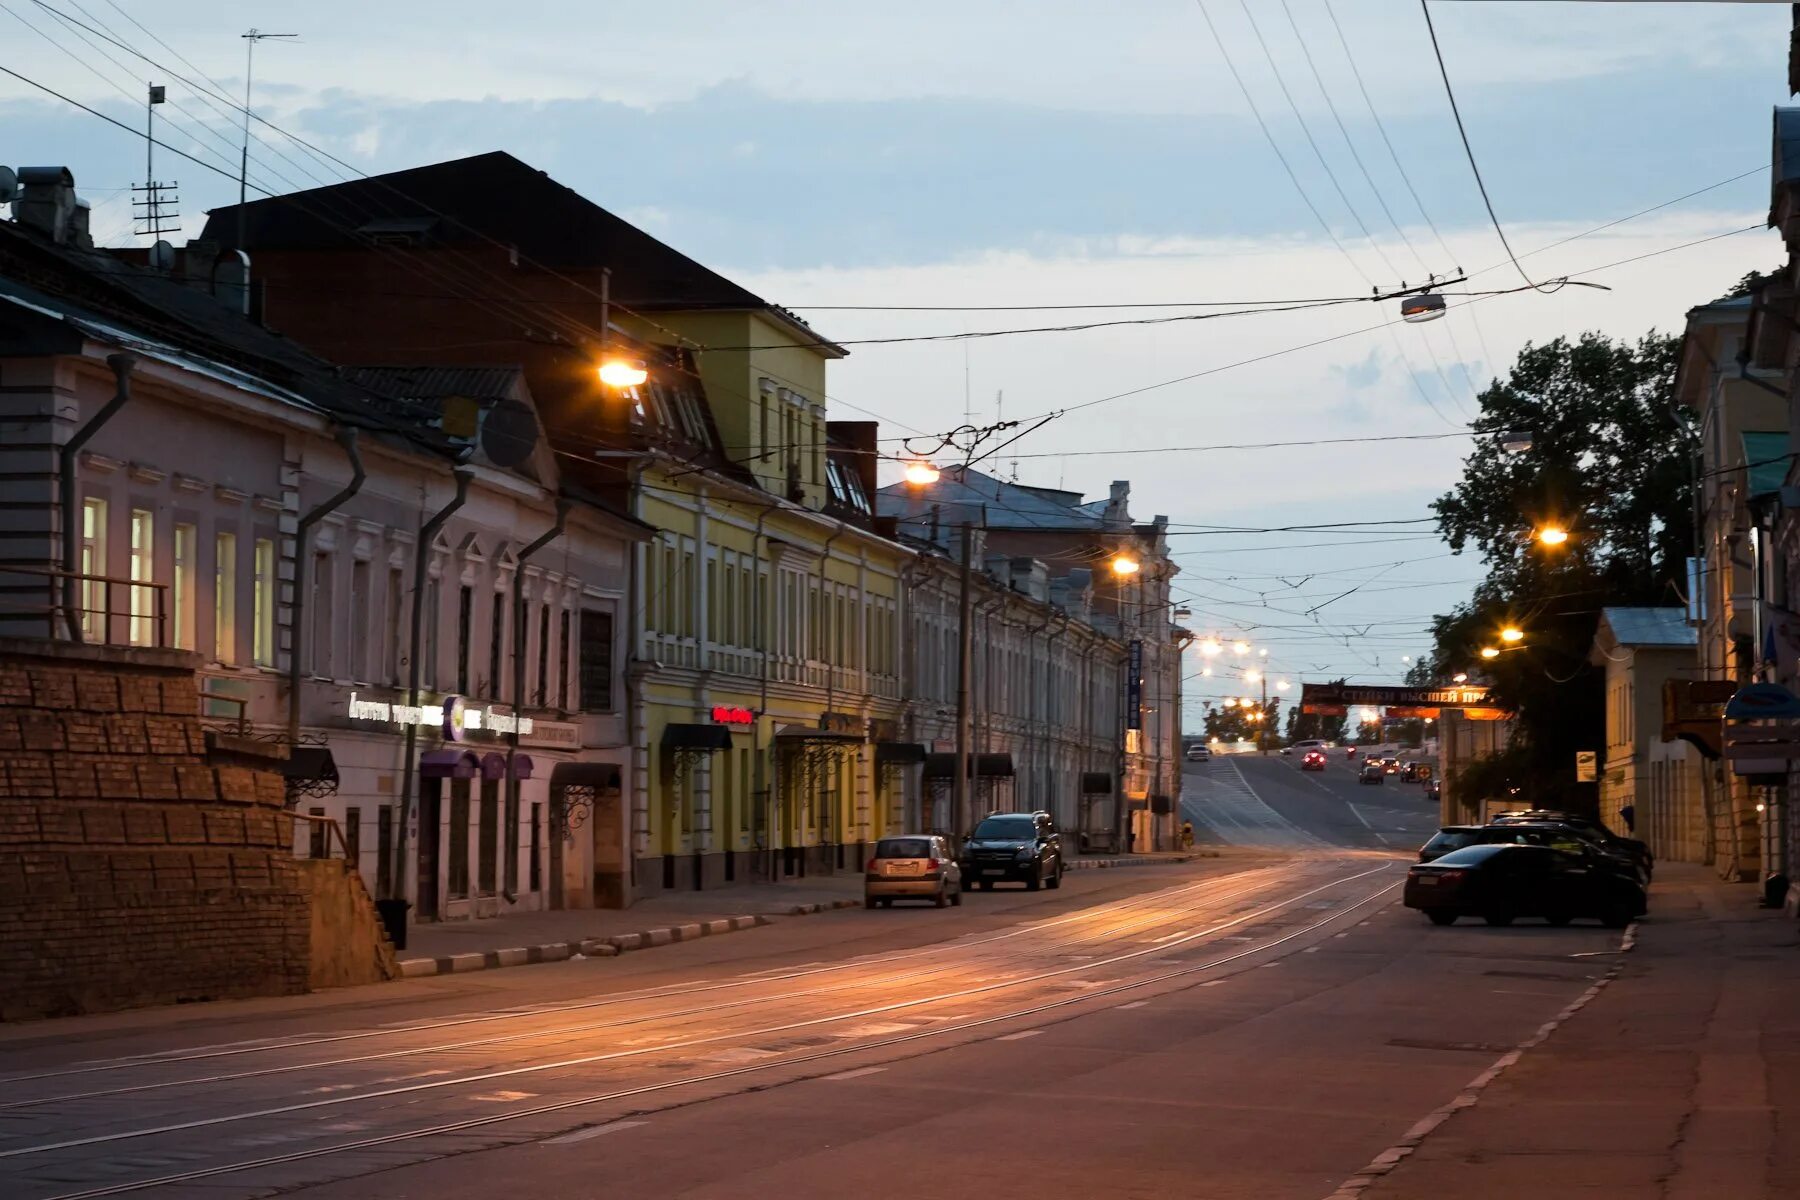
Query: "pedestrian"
1179 820 1195 850
1619 802 1636 835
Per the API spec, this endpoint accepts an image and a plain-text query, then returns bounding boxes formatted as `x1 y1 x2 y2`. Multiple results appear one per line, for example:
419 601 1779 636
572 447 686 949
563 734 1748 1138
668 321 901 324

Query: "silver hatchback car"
864 834 963 908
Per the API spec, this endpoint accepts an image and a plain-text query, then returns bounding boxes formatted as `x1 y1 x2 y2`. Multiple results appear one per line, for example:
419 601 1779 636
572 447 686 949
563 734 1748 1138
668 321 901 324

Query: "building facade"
1589 608 1705 863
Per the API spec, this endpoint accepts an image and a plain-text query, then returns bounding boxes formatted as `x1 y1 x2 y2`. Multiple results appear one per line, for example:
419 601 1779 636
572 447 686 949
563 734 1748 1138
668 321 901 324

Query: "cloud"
1331 346 1384 391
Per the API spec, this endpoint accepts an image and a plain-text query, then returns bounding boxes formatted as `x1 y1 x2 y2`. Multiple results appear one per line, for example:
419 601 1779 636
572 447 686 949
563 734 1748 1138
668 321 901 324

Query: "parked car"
865 835 962 908
1301 749 1327 771
1418 825 1484 862
1404 843 1646 927
1358 762 1386 785
960 811 1064 890
1490 810 1654 880
1186 744 1212 762
1420 823 1643 883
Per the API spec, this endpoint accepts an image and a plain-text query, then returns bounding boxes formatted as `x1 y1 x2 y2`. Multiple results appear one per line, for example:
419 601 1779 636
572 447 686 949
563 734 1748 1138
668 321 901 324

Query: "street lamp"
1452 672 1468 684
1110 554 1141 576
1500 627 1524 643
1200 638 1223 657
1479 646 1500 660
902 459 941 486
1535 525 1570 547
1276 679 1291 691
1400 291 1447 323
1499 430 1534 454
598 357 649 388
1233 640 1250 655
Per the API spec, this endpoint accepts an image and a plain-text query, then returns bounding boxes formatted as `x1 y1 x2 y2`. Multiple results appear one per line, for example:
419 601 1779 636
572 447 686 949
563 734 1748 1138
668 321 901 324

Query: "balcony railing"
0 565 168 648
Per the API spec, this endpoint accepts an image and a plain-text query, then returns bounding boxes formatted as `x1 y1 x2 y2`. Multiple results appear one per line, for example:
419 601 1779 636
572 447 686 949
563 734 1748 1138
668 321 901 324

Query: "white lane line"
544 1120 646 1145
1200 980 1228 988
823 1067 887 1081
1116 1001 1149 1010
1302 946 1321 954
1150 929 1191 943
1346 803 1393 847
996 1030 1043 1041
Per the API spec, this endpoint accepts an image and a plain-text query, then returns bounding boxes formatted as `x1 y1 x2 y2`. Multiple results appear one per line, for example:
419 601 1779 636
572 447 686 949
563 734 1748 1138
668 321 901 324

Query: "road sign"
1575 751 1597 783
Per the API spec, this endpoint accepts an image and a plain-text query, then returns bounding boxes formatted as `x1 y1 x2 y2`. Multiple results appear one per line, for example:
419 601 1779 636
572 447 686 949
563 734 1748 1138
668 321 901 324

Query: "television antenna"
237 29 298 247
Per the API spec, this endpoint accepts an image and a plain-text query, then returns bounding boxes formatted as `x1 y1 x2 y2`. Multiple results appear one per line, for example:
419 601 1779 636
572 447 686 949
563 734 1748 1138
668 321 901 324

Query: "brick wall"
0 637 309 1020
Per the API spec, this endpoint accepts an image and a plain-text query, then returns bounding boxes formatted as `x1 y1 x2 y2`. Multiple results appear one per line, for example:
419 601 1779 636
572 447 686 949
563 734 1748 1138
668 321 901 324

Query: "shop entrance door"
417 778 442 921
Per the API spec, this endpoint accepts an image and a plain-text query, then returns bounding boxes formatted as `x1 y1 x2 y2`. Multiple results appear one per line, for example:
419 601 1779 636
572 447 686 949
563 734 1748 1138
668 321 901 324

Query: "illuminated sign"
347 692 534 737
711 705 756 726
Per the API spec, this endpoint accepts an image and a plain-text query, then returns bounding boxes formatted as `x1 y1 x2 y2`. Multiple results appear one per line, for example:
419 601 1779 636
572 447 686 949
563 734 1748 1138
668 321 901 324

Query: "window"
172 523 196 651
121 515 160 640
386 567 405 685
580 609 615 711
349 559 370 681
376 807 393 897
252 537 275 667
79 497 107 640
529 802 542 891
308 807 327 858
535 602 550 706
456 584 473 695
214 531 237 663
308 551 333 677
344 807 361 871
558 608 571 710
477 778 498 896
489 592 506 700
422 577 440 689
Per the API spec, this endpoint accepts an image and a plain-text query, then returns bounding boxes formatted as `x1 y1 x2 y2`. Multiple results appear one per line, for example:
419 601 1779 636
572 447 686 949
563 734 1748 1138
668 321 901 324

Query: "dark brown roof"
347 364 524 401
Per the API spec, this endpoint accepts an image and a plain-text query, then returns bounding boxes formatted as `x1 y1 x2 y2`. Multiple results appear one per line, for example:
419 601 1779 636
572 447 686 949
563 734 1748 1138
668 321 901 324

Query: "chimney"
12 166 78 244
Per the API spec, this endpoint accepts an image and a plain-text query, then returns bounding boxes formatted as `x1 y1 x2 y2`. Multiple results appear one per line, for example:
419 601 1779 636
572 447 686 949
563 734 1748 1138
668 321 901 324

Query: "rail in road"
0 857 1399 1199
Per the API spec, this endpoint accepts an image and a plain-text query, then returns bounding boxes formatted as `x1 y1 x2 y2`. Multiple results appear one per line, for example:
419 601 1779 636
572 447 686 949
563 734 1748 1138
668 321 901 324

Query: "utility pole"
953 520 975 838
238 29 296 248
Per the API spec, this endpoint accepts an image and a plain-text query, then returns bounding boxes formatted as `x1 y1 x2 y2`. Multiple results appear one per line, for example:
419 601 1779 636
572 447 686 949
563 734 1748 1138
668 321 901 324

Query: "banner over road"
1299 682 1513 716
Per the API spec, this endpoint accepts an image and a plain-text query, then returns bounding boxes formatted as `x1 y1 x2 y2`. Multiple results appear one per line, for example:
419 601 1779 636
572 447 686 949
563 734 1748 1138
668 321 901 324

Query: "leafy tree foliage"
1204 699 1279 744
1427 332 1694 810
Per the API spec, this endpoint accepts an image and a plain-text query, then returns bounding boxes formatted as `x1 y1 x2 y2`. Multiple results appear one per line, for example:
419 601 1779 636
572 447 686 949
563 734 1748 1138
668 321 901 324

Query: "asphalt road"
1182 751 1442 853
0 765 1633 1200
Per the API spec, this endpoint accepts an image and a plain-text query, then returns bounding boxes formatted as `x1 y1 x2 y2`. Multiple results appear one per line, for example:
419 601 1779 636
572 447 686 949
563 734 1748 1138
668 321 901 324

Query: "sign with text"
711 705 756 727
347 692 534 738
1301 682 1498 710
1575 750 1597 783
1127 640 1144 730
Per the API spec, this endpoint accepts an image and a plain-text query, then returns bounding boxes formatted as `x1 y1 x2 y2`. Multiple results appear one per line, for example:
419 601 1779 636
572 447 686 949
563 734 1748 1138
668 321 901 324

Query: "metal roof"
876 465 1110 533
1599 607 1696 648
347 365 524 401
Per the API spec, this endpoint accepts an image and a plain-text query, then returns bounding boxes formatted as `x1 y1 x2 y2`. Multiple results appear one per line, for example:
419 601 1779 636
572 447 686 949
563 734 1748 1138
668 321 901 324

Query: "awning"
923 752 1015 780
775 723 864 744
1080 771 1113 794
874 741 927 766
1150 794 1173 815
548 761 622 789
280 746 338 794
662 723 733 751
419 749 481 779
479 752 536 781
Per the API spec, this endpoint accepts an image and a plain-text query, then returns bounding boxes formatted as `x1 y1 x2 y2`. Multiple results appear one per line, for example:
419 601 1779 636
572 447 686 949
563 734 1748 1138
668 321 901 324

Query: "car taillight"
927 858 941 871
865 858 876 872
1437 870 1466 882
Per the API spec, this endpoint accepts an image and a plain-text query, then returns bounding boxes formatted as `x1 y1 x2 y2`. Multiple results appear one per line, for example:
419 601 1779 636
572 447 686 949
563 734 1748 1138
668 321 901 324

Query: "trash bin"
374 898 411 951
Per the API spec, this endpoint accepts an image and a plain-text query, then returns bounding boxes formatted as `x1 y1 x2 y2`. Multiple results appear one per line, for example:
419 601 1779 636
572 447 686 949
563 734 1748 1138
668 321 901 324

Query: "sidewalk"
1360 863 1800 1199
396 852 1206 978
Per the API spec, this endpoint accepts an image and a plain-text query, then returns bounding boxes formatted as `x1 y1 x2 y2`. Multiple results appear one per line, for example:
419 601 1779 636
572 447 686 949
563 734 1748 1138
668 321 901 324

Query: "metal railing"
0 565 168 647
288 810 351 860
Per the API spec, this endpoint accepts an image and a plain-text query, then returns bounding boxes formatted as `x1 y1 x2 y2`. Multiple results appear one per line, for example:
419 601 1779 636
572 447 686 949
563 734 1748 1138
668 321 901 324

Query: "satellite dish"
480 397 539 468
0 166 16 205
148 239 175 272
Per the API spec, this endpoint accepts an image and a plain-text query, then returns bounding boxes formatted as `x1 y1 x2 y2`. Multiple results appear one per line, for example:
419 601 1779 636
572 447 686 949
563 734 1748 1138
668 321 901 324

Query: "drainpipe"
60 353 136 641
816 521 849 864
287 427 364 744
390 467 472 903
752 499 781 880
510 498 569 906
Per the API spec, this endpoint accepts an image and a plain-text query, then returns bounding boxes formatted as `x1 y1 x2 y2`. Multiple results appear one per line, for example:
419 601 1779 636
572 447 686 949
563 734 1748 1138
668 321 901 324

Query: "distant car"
1381 758 1401 775
1490 810 1654 880
1345 746 1360 759
1404 843 1645 927
1401 762 1432 782
865 835 963 908
1291 739 1325 755
1423 778 1442 804
960 811 1064 891
1186 744 1211 762
1301 750 1327 771
1358 762 1386 785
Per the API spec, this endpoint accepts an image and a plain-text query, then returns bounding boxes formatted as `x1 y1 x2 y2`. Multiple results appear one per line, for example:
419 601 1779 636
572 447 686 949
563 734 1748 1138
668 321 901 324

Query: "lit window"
129 509 154 645
172 523 196 650
252 537 275 666
214 531 237 663
80 497 106 639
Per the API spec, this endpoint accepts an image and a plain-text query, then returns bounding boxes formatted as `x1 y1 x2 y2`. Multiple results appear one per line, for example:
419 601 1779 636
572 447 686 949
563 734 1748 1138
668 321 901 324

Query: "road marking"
471 1090 537 1102
996 1030 1043 1041
544 1120 646 1145
1302 946 1321 953
1151 929 1190 943
823 1067 887 1081
1346 803 1392 846
1333 932 1350 939
1200 980 1227 987
1115 1001 1149 1010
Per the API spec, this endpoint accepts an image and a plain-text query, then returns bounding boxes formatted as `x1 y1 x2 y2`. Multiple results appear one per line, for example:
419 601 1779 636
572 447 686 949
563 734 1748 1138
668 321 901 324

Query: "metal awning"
1080 771 1113 794
923 752 1015 780
548 761 622 789
662 723 733 751
280 745 339 799
874 741 927 766
478 752 535 781
419 749 481 779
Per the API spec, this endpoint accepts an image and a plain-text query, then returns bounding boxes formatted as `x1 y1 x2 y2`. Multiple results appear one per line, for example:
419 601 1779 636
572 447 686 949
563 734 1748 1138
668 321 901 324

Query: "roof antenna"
238 29 298 247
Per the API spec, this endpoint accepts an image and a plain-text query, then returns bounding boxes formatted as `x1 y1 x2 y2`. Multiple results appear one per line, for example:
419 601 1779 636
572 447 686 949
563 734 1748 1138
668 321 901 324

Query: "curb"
1069 854 1199 870
775 899 864 916
1322 920 1640 1198
397 913 769 979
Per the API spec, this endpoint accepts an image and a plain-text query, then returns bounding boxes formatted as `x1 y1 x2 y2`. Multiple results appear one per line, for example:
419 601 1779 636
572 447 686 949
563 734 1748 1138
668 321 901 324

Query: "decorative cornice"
80 451 124 475
126 463 167 485
172 473 209 495
214 485 250 505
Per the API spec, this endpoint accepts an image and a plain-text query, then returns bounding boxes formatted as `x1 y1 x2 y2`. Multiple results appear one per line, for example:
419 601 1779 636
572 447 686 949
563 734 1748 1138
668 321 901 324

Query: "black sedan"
1491 809 1654 880
1404 843 1646 928
1418 822 1646 883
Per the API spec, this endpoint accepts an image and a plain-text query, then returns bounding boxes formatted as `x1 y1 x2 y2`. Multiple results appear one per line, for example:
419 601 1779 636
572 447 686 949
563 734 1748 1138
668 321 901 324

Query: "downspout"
60 352 136 641
753 499 782 880
817 521 849 861
390 466 472 903
287 427 365 743
510 498 570 907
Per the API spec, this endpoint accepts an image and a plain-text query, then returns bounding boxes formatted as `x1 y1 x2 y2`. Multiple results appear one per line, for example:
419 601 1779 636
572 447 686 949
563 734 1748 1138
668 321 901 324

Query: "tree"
1427 331 1694 810
1204 699 1279 743
1286 703 1346 744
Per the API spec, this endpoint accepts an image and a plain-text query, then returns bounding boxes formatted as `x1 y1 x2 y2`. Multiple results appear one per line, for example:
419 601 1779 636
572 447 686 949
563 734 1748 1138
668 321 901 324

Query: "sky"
0 0 1790 723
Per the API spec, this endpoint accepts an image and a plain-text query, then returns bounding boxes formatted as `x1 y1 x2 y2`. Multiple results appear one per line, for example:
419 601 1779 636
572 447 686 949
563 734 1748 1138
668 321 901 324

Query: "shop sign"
819 711 861 735
869 718 900 743
346 691 535 737
1127 640 1144 730
522 720 582 750
711 705 756 727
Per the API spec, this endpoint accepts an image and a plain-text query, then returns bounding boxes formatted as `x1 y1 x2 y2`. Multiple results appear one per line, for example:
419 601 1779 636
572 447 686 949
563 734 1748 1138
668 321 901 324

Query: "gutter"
508 498 570 905
60 353 136 640
287 427 365 743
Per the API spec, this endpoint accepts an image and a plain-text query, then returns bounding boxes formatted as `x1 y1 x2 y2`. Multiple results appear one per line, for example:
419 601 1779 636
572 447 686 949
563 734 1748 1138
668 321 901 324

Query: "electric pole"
953 520 975 838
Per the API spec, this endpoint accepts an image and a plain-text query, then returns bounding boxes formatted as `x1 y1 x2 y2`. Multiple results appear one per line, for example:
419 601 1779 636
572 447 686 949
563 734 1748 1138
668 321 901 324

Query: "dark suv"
960 811 1064 890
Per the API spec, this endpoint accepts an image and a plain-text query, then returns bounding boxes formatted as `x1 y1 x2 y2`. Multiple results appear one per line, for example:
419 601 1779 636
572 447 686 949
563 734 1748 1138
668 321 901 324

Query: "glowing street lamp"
1200 638 1223 657
902 459 941 486
1110 554 1141 577
1535 525 1569 547
598 357 649 388
1233 640 1250 655
1500 627 1524 643
1276 680 1291 692
1452 672 1468 684
1479 646 1500 660
1245 669 1261 683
